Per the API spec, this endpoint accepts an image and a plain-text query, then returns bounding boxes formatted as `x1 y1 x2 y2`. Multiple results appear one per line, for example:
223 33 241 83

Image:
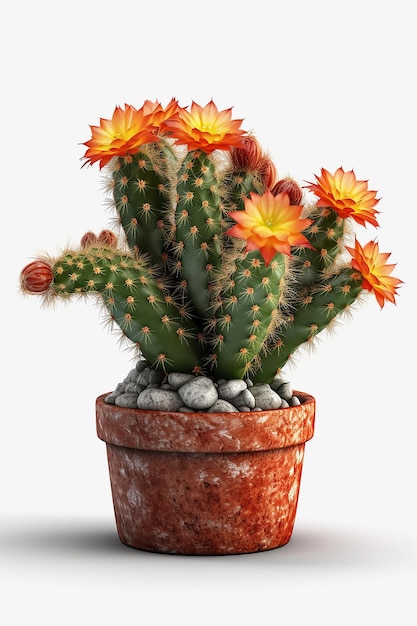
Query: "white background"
1 1 416 624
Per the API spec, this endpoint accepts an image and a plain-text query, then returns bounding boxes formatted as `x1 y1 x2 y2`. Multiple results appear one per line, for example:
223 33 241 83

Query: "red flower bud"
80 231 98 247
20 261 53 294
271 178 303 205
257 156 278 189
98 230 118 248
230 135 264 171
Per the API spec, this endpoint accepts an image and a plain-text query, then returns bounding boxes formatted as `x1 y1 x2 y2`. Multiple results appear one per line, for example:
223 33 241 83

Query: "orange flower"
345 239 402 308
305 167 380 227
82 103 160 168
161 99 246 154
142 97 182 126
226 190 313 265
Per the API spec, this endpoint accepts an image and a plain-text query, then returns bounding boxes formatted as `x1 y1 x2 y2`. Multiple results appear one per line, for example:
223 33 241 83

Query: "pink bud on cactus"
20 261 53 294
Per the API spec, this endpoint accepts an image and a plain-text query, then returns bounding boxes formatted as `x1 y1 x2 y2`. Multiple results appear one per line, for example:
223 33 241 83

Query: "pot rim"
96 391 315 454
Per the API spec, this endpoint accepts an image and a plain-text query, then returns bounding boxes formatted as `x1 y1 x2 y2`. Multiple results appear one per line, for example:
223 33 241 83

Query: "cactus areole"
20 99 402 384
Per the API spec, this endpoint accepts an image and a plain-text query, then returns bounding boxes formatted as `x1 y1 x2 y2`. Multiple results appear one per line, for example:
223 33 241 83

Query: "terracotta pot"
96 391 315 555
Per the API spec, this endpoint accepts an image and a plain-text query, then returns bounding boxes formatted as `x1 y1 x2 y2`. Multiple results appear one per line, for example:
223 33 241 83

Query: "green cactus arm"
252 266 364 383
210 250 287 379
49 246 204 373
291 207 346 287
111 141 177 264
173 150 223 319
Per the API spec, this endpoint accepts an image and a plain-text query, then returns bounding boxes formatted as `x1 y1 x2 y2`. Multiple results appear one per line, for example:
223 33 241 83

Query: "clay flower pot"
96 391 315 555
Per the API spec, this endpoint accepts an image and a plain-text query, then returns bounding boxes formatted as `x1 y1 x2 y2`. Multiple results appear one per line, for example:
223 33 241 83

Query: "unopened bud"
20 260 53 294
271 178 303 205
80 231 98 247
98 230 118 248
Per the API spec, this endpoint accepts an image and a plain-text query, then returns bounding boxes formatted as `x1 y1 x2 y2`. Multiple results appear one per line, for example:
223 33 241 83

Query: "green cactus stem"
252 266 364 383
210 250 287 379
48 244 205 373
172 150 223 319
111 142 176 265
291 206 346 287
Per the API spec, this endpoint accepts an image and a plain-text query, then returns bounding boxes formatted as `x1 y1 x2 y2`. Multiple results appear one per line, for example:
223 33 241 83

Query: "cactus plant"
20 98 402 385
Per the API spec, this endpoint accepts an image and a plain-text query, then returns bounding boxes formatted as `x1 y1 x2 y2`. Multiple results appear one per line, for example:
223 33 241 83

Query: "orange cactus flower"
161 99 246 154
346 239 402 308
226 190 313 265
305 167 380 227
142 97 182 126
82 103 160 168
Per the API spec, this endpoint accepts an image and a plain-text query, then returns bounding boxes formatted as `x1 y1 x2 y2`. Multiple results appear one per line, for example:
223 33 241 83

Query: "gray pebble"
148 369 165 384
136 359 149 373
276 382 293 401
233 388 256 409
270 374 288 391
124 368 139 384
137 366 164 386
104 392 120 404
115 393 141 408
137 389 183 412
217 379 247 401
289 395 301 406
206 399 239 413
167 372 196 389
177 377 218 410
250 384 282 410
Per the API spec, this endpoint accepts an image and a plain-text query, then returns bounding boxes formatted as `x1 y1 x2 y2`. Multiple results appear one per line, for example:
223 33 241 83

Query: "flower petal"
305 167 380 227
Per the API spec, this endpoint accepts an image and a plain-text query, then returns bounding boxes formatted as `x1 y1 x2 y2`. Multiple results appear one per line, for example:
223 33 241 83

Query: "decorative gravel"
104 359 302 412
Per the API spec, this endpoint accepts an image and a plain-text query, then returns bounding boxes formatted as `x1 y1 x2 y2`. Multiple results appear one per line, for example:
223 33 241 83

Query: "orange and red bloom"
82 99 247 167
226 190 313 265
305 167 380 228
161 99 246 154
82 103 162 169
346 239 402 308
82 99 184 169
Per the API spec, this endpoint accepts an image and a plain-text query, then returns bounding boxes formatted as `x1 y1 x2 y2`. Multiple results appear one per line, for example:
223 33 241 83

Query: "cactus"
20 99 402 383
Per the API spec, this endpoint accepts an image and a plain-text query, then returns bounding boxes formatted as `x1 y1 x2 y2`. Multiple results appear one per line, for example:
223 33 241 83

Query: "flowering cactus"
20 99 402 383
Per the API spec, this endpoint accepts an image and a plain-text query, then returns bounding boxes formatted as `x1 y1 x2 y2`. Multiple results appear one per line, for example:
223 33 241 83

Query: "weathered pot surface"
96 391 315 556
